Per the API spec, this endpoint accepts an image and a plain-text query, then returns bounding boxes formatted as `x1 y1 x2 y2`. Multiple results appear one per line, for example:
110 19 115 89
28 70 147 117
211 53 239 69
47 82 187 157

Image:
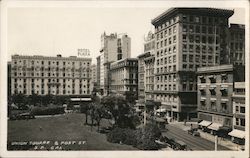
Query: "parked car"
188 129 200 137
174 140 187 150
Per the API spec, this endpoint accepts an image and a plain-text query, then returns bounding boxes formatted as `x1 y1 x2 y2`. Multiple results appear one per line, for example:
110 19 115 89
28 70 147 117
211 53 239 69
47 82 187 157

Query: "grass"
8 113 136 150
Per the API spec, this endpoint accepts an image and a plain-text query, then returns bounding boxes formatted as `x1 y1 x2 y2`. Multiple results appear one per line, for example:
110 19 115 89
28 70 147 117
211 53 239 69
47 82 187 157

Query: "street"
163 124 230 151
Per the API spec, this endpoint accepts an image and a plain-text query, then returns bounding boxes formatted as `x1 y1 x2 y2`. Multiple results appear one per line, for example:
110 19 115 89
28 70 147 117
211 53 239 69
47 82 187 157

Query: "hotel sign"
77 48 90 57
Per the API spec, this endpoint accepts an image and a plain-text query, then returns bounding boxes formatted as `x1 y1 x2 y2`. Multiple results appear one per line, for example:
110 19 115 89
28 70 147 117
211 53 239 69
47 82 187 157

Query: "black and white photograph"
0 0 249 158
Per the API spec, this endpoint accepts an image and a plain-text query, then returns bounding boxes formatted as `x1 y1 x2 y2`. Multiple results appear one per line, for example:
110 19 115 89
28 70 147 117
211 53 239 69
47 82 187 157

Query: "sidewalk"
168 121 243 151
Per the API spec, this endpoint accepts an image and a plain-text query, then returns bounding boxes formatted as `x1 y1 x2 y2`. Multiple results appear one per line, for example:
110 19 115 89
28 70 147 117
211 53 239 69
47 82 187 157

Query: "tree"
124 91 138 105
92 104 106 132
11 94 28 109
101 95 137 129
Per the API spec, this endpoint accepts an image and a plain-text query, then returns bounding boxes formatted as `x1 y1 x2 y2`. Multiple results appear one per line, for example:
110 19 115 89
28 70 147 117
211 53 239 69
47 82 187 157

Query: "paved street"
163 124 231 151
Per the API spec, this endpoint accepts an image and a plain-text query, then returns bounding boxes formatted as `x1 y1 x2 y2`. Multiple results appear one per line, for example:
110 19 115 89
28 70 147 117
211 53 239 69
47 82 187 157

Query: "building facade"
96 56 101 91
151 8 234 121
138 52 151 103
229 82 245 144
90 64 97 93
197 65 234 132
109 58 138 97
11 54 92 96
228 24 245 66
98 32 131 95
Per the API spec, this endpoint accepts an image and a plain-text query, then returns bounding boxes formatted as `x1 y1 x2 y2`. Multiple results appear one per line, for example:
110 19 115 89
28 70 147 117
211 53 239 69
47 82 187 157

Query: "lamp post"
215 135 218 151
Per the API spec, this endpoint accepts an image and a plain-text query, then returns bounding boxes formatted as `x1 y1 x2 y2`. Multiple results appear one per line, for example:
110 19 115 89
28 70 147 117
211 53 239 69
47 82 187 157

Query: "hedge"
30 107 65 116
107 123 161 150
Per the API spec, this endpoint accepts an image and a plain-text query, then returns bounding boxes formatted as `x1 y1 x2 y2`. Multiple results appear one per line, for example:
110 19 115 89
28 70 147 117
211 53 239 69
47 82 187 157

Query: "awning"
199 120 212 127
156 108 166 112
221 98 228 103
208 123 222 131
70 98 92 101
210 98 216 102
190 118 202 122
228 129 245 139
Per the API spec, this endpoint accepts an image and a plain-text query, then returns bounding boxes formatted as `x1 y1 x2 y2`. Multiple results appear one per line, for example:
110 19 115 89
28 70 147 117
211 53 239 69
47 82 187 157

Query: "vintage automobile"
187 129 200 137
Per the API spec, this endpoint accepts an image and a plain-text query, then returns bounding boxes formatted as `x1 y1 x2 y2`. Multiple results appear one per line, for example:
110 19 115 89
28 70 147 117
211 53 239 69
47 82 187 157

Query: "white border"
0 1 249 158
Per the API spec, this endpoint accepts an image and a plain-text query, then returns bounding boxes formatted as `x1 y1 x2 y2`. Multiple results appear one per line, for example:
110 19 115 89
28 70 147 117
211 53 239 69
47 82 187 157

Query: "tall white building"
11 54 92 96
97 32 131 95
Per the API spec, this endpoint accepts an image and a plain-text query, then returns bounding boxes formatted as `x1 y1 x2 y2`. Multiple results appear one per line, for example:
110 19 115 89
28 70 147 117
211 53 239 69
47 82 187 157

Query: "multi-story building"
138 52 151 103
228 24 245 66
98 32 131 95
144 54 155 102
109 58 138 97
229 82 245 144
197 65 234 133
90 64 97 93
151 8 234 121
8 62 12 98
96 56 101 91
10 54 92 96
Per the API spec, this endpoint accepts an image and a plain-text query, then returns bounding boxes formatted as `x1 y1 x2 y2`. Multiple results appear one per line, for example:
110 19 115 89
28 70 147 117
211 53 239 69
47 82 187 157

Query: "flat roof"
152 8 234 26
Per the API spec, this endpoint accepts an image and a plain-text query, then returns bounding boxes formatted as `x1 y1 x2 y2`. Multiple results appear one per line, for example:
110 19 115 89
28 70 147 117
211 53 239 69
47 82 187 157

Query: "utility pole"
215 135 218 151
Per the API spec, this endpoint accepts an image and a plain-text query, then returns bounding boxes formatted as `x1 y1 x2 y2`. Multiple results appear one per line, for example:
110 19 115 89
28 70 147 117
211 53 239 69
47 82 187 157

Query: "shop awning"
155 108 166 112
228 129 245 139
70 98 92 101
208 123 222 131
198 120 212 127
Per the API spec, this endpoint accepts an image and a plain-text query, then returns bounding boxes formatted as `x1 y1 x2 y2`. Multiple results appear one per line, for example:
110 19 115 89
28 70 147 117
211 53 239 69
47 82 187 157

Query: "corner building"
11 54 92 96
151 8 234 121
110 58 138 96
98 32 131 95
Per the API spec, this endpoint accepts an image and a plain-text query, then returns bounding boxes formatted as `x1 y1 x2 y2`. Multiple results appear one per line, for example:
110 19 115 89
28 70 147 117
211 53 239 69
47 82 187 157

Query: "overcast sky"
7 7 245 64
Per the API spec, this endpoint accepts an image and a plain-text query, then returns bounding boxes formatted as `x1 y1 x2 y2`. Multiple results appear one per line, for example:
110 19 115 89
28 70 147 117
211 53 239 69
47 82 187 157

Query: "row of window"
235 118 245 127
13 60 90 66
156 84 177 91
14 89 89 95
235 105 245 114
13 72 90 77
182 24 219 34
156 26 177 40
230 32 244 41
182 44 218 53
156 74 176 83
14 78 89 83
230 42 244 51
200 101 229 113
183 34 218 44
156 45 177 57
156 55 176 65
199 75 229 83
156 65 177 73
155 94 178 102
200 89 228 96
183 54 215 63
156 14 226 34
156 16 178 31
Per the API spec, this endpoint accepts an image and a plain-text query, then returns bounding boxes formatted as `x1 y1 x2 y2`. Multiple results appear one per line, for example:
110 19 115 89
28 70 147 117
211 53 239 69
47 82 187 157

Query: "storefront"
228 129 245 145
207 122 223 135
198 120 212 131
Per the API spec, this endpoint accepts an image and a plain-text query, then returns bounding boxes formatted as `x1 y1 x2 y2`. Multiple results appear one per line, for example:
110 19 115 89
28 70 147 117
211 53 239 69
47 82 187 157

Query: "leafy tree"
11 94 28 109
101 95 137 129
124 91 138 105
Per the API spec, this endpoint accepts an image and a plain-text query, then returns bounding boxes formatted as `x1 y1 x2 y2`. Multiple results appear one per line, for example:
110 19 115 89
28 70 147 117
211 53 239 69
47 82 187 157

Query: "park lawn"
8 113 136 150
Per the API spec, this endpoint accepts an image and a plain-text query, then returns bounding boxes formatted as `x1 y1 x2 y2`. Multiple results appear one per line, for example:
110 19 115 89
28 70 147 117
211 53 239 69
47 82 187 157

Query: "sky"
7 7 245 64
